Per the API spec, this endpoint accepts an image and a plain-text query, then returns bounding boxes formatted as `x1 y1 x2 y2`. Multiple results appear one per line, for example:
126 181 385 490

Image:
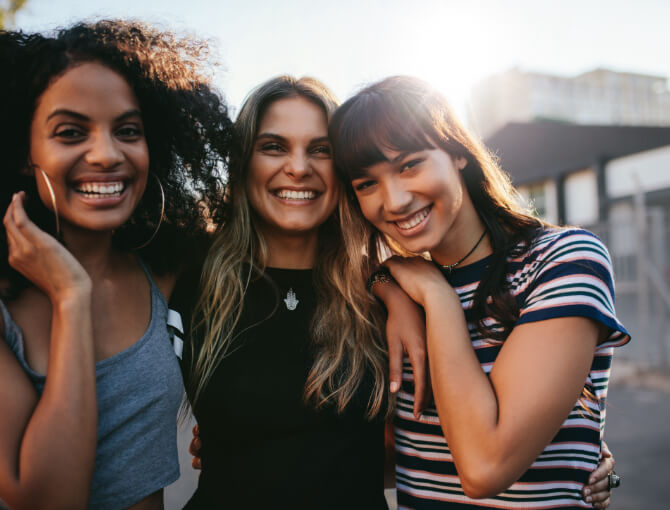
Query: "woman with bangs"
0 21 233 509
329 75 627 509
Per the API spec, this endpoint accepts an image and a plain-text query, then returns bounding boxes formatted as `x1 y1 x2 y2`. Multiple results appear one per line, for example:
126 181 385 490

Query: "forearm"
423 296 511 496
425 292 597 498
11 291 97 508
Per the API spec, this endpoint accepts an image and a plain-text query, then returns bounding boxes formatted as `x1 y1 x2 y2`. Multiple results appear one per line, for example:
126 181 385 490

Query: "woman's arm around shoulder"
371 273 430 416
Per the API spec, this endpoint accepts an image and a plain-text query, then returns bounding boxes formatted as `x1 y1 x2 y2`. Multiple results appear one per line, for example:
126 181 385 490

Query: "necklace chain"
440 230 487 272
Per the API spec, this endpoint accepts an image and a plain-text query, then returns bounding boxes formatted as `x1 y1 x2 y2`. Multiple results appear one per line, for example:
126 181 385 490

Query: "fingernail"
583 488 591 496
390 381 399 393
589 477 595 484
586 496 592 503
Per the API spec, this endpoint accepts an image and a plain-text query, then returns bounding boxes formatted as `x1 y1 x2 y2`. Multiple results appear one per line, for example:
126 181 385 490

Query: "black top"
182 268 387 509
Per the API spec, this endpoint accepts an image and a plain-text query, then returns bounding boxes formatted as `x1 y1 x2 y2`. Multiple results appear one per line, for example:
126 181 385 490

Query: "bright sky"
12 0 670 120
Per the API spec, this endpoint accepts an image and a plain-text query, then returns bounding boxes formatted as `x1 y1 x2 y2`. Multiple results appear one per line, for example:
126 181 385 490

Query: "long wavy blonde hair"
186 76 388 418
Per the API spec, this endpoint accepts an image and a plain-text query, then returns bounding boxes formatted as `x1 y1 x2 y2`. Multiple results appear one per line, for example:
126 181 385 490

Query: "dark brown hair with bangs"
330 75 545 341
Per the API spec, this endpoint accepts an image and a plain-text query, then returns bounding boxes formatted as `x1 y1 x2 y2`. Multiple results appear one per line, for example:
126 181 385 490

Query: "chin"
64 213 135 234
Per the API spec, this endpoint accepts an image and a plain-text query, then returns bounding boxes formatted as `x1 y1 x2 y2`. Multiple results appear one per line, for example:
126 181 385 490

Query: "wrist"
52 283 93 309
420 281 459 310
367 267 394 294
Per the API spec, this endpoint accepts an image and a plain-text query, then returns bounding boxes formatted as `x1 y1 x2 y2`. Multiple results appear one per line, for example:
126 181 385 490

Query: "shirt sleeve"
516 229 630 349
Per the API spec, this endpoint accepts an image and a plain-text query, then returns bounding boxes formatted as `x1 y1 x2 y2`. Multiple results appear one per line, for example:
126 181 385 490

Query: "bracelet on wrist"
366 267 393 292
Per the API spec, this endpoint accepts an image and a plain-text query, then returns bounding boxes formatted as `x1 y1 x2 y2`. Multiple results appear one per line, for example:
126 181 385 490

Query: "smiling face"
351 147 478 258
29 62 149 234
246 96 339 241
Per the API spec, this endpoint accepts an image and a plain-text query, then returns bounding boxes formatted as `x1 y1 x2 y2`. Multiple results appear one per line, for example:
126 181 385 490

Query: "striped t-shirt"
395 228 630 509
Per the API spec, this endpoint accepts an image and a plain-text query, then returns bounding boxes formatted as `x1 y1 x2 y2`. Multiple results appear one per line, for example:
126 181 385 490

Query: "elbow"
11 497 88 510
458 462 512 500
3 484 88 510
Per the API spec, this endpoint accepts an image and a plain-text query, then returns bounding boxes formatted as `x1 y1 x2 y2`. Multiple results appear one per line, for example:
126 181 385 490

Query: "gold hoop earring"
33 165 61 237
134 174 165 250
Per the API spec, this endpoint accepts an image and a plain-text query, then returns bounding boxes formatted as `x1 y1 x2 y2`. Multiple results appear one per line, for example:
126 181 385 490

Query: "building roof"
484 122 670 185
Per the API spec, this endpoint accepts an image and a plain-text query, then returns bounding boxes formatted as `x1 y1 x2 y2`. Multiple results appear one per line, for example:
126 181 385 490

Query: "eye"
259 142 285 153
115 124 144 140
53 125 86 141
352 178 377 192
400 158 423 172
310 144 332 157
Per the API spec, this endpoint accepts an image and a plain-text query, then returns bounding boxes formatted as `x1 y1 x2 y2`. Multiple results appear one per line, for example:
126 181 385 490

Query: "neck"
61 224 119 280
262 230 318 269
430 199 492 268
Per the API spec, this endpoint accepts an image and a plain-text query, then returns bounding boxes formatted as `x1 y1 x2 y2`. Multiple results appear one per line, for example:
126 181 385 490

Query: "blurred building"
485 122 670 368
469 68 670 139
485 122 670 226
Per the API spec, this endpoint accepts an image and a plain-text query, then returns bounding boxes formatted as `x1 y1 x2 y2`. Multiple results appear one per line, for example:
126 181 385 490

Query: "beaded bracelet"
366 267 393 292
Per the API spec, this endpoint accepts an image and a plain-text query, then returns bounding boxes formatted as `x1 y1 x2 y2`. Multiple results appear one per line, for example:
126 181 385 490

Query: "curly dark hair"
0 20 236 299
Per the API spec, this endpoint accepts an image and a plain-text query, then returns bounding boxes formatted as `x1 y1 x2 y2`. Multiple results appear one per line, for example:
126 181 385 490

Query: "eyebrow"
46 108 142 122
256 132 286 143
354 150 413 178
256 133 331 145
389 151 410 163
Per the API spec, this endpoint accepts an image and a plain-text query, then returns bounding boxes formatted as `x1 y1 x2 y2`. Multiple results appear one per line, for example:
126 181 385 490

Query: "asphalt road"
603 380 670 509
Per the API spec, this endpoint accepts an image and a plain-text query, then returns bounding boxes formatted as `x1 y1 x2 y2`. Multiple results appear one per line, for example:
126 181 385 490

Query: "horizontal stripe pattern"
396 228 630 509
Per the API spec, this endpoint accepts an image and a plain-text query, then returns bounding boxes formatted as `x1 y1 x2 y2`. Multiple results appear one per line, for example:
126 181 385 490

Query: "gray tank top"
0 261 183 509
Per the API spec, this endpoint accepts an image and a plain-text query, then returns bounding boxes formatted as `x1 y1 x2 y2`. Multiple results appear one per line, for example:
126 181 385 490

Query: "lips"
273 189 319 201
74 181 126 198
394 205 431 230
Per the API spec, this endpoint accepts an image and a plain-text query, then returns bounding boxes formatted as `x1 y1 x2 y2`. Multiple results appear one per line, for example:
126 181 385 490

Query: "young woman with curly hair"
329 75 628 509
0 21 234 509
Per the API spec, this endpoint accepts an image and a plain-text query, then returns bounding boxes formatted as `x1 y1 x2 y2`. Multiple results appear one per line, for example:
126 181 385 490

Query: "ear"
454 156 467 171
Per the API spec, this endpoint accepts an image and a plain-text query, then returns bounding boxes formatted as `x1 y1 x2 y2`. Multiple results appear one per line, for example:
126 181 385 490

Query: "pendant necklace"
284 288 299 311
440 230 487 273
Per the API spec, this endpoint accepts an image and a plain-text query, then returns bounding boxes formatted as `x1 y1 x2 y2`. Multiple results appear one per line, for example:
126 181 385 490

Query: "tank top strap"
134 257 184 360
0 298 11 338
135 256 161 296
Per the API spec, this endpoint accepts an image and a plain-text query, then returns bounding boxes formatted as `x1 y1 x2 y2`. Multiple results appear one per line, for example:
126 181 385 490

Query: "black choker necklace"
440 230 487 272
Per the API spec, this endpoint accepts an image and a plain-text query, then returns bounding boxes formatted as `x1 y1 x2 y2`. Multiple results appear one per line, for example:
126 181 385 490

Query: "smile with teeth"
274 189 318 201
74 181 126 198
395 206 431 230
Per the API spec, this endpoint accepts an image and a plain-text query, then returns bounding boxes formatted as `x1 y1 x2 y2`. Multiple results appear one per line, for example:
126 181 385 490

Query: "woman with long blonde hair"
183 75 392 508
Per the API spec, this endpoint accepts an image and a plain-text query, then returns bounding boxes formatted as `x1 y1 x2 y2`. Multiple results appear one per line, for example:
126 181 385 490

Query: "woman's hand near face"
3 192 91 302
0 193 97 508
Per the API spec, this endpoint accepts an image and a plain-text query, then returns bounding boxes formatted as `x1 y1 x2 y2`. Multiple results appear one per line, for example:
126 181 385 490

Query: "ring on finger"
607 470 621 490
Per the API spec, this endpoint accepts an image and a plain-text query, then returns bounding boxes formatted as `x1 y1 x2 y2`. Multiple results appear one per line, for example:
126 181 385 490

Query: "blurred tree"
0 0 29 29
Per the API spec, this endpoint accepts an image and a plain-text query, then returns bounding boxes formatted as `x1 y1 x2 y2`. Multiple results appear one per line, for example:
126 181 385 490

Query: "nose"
84 132 124 169
283 151 312 179
381 179 412 214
